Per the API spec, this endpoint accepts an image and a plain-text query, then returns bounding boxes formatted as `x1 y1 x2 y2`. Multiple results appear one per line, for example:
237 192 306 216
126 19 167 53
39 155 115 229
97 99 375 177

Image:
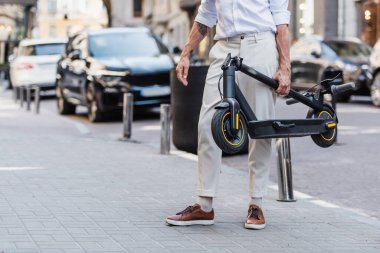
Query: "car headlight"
99 75 122 82
95 75 122 86
94 70 128 86
336 60 358 72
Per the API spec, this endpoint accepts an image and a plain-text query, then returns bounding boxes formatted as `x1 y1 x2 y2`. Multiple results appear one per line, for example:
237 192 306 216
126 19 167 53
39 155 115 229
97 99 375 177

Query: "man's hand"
274 67 291 96
175 21 210 86
176 56 190 86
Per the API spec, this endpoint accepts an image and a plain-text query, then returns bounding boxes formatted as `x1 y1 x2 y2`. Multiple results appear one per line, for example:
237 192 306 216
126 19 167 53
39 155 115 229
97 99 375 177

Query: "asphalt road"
9 88 380 219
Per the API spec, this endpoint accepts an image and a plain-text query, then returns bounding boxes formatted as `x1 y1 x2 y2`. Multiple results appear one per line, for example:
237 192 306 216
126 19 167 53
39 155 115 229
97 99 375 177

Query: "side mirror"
8 47 18 62
8 54 15 62
69 49 81 60
311 51 321 58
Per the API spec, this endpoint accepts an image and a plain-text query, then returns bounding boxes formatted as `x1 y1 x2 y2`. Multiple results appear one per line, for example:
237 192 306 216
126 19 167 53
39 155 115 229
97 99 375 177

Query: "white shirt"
195 0 291 40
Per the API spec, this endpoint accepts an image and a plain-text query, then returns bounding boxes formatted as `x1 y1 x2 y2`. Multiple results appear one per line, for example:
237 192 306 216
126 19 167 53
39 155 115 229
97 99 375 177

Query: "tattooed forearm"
196 22 208 36
180 22 210 58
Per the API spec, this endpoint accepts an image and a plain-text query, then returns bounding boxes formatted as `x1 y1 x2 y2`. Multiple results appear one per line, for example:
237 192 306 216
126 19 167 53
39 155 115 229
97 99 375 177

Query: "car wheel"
86 83 105 122
371 72 380 107
56 80 76 115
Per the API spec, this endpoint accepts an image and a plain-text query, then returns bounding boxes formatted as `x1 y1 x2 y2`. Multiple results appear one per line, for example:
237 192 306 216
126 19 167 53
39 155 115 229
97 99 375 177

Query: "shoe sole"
244 223 266 230
166 219 214 226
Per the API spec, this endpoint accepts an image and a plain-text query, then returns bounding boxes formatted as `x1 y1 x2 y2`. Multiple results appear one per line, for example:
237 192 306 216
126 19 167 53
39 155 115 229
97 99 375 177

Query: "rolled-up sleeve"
269 0 291 25
194 0 217 28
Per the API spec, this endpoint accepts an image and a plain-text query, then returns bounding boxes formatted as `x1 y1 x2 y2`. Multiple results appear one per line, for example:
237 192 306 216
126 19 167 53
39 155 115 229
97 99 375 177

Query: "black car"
56 27 174 122
291 37 372 101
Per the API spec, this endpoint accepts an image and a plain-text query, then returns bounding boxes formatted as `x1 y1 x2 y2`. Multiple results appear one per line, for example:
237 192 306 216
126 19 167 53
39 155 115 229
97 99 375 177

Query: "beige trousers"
197 31 279 198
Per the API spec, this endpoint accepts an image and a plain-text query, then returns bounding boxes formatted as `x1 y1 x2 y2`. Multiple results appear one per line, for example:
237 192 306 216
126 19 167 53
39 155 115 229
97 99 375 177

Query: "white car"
9 38 67 91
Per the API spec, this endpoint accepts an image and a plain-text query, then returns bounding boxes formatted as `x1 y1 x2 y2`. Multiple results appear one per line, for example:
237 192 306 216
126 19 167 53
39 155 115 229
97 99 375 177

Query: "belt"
221 31 275 43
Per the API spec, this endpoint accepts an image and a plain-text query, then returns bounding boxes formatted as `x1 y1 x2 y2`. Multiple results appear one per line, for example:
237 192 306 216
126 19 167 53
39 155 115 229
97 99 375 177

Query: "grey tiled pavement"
0 94 379 253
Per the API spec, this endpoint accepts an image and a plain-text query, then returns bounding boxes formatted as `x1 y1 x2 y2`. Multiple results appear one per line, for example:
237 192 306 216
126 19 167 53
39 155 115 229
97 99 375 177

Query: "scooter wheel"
211 108 248 154
310 106 337 148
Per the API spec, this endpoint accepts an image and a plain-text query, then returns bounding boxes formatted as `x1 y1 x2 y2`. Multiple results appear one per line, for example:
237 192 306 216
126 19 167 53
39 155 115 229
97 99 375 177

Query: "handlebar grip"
286 98 299 105
331 82 355 95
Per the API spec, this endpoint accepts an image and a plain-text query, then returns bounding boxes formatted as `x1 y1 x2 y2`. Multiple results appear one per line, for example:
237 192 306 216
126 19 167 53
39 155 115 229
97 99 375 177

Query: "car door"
61 35 87 103
291 40 324 89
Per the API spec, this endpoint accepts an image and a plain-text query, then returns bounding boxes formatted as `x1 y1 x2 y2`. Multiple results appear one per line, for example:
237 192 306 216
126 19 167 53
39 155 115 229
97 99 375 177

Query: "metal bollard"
13 86 18 102
160 104 171 154
122 93 133 139
34 86 40 114
26 86 31 111
276 138 296 202
19 86 25 108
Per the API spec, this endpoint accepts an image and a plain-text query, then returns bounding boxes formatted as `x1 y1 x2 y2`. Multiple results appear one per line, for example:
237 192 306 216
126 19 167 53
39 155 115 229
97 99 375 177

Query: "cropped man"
167 0 291 229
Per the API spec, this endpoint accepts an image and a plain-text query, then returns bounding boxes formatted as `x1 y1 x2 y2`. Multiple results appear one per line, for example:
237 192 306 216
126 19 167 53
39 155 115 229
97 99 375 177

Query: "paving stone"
0 93 379 253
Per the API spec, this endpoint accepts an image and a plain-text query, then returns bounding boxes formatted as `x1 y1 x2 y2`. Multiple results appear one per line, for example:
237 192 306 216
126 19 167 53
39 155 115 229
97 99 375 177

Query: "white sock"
196 196 213 212
250 197 262 208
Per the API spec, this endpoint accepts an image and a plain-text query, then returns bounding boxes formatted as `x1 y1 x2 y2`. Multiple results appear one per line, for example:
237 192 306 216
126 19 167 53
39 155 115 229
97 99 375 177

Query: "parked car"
9 38 67 91
56 27 174 122
290 37 372 101
369 39 380 106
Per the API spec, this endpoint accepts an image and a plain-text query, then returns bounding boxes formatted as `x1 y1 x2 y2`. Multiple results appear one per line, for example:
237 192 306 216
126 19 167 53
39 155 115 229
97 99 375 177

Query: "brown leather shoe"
244 204 266 229
166 204 214 226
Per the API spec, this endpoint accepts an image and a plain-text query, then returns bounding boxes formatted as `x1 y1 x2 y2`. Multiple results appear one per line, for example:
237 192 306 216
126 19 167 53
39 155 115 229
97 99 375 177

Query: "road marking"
140 125 161 131
337 107 380 114
340 127 380 135
269 184 313 200
338 125 358 130
0 167 45 171
171 150 198 162
41 107 92 135
310 199 339 208
73 121 91 135
0 112 16 118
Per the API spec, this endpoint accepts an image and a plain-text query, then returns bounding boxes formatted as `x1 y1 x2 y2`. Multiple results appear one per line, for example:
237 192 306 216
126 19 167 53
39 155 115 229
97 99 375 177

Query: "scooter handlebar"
286 98 299 105
331 82 355 95
286 82 355 106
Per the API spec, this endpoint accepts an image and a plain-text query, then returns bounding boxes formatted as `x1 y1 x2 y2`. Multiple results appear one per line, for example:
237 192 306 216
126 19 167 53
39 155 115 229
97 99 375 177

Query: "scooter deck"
247 118 332 139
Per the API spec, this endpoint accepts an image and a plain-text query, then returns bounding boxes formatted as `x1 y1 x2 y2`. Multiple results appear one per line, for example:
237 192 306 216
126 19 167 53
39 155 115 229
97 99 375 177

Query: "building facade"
111 0 190 52
34 0 108 38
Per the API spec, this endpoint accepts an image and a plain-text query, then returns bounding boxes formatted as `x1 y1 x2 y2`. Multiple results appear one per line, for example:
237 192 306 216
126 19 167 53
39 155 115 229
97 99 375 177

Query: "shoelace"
176 206 195 215
248 206 260 219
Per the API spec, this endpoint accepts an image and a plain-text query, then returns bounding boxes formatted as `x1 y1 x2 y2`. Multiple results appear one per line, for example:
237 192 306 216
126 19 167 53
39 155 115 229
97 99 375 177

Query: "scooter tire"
211 108 248 154
310 106 337 148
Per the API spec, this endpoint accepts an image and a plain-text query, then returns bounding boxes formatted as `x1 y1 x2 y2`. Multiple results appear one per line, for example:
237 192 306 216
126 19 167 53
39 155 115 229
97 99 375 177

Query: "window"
21 43 66 56
88 31 164 58
47 0 57 13
133 0 143 17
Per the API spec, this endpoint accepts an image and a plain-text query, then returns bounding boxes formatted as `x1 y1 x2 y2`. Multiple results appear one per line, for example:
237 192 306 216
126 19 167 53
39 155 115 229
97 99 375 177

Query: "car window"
21 43 65 56
88 32 164 58
324 41 372 58
321 43 337 59
308 41 321 55
291 39 321 57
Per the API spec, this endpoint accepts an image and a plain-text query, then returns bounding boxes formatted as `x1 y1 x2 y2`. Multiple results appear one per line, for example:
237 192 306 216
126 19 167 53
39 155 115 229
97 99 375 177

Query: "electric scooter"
211 53 355 154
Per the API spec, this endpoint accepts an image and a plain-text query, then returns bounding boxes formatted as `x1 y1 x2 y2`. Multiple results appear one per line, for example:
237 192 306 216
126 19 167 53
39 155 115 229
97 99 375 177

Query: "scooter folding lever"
273 121 296 129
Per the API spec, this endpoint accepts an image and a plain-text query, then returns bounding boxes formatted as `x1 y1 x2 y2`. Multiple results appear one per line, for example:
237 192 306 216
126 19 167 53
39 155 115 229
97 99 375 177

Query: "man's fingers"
176 65 188 86
183 65 189 80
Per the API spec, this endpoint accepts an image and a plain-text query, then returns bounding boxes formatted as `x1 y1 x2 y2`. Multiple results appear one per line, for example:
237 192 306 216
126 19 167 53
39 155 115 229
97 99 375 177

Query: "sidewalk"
0 93 379 253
